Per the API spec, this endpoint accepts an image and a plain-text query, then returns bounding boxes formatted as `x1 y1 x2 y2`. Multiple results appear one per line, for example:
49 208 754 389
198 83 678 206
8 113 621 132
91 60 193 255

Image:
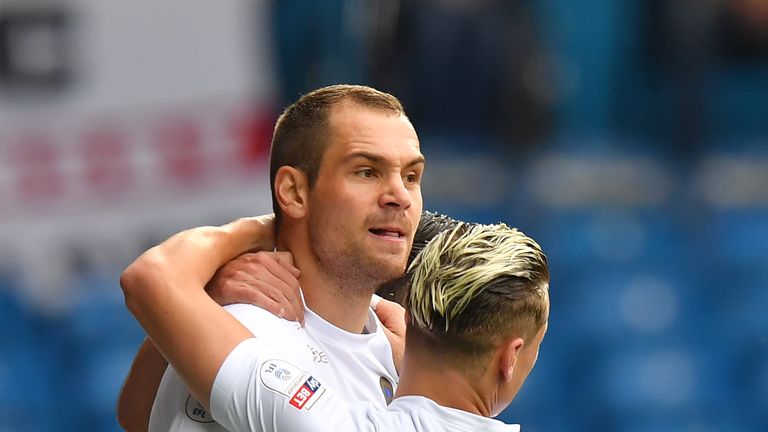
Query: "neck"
394 349 494 417
277 226 375 334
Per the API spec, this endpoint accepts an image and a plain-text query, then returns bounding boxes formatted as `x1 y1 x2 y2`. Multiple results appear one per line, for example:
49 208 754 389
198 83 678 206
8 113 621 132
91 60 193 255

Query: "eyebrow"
343 151 425 169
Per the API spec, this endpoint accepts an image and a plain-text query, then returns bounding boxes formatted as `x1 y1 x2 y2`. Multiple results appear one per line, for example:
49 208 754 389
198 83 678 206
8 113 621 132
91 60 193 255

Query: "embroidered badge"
307 344 328 363
261 359 303 397
260 359 327 411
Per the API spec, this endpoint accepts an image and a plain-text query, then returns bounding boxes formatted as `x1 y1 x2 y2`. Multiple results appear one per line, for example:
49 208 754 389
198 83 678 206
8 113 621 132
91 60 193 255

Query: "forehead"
323 102 422 163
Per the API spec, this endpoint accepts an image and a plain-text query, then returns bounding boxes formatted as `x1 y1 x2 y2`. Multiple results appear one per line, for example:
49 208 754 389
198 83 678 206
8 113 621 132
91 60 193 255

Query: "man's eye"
356 169 375 178
405 173 420 184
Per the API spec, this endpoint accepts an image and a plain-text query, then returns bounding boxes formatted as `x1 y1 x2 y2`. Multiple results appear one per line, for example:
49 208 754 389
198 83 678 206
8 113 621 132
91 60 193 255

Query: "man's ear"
275 166 309 219
500 337 525 382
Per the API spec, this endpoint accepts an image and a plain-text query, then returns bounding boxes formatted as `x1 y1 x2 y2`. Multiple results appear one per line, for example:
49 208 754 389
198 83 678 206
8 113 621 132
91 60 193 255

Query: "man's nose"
379 174 412 210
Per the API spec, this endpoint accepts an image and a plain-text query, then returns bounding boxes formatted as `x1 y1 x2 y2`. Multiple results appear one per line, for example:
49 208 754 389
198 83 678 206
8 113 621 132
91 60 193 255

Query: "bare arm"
120 216 292 410
117 215 284 432
117 213 306 428
116 338 167 432
116 248 303 431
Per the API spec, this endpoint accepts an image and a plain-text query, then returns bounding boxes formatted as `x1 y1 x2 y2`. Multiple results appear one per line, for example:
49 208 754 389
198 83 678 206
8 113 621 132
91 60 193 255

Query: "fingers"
269 251 301 278
370 294 383 309
374 299 406 374
206 251 304 325
373 297 406 337
374 297 406 317
246 253 304 325
244 287 288 320
213 278 303 322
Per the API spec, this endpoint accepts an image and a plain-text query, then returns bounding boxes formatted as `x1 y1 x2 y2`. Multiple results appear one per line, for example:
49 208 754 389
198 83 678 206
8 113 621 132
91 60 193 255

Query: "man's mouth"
369 228 405 239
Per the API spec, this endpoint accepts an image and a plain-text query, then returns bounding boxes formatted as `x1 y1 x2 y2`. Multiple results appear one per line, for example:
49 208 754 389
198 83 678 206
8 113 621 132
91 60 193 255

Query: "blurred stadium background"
0 1 766 430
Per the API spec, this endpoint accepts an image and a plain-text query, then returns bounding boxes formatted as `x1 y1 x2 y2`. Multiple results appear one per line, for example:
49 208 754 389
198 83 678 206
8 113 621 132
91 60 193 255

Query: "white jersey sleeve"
210 338 377 432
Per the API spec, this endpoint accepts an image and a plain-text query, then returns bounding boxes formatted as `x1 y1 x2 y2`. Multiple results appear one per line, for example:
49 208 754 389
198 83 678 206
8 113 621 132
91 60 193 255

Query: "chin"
366 256 407 281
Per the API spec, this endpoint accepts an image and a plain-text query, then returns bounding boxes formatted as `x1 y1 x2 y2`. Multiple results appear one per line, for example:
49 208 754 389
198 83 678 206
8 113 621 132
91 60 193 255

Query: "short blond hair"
406 223 549 366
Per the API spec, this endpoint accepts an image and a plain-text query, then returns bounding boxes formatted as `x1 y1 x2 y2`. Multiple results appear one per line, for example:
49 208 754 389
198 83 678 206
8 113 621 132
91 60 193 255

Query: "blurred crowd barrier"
1 0 766 431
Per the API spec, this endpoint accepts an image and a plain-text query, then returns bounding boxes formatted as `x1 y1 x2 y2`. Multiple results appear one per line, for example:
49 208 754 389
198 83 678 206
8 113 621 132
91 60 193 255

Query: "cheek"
312 187 368 228
315 180 359 208
334 179 375 201
410 189 424 209
409 193 423 219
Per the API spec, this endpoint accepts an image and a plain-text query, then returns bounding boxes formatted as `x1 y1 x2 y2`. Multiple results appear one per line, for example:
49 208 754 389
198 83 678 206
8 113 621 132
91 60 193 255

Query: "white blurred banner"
0 0 276 311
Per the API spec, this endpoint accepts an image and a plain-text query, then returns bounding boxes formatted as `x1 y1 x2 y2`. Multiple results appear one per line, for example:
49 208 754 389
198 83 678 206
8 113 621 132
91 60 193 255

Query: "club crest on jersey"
307 344 329 363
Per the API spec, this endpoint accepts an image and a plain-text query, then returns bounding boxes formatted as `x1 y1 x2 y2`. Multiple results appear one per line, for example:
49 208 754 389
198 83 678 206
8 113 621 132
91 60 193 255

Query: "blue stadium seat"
0 286 56 432
53 276 145 429
711 65 768 142
592 345 702 415
532 0 639 135
708 208 768 270
534 207 688 268
723 337 768 429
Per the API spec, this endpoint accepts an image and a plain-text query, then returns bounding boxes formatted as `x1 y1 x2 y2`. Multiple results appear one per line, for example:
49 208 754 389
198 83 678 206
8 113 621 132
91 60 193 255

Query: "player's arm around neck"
120 216 271 409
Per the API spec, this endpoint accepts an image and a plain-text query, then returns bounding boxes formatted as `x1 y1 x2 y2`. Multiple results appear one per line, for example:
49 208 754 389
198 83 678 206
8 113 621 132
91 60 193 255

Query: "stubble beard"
308 217 407 300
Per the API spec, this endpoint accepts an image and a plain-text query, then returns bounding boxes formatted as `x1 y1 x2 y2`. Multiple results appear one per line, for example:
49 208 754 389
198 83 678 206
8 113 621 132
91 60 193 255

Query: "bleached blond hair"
406 222 549 364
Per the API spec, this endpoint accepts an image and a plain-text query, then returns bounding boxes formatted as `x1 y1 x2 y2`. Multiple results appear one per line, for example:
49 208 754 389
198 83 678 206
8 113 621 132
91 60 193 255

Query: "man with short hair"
118 84 425 431
121 218 550 430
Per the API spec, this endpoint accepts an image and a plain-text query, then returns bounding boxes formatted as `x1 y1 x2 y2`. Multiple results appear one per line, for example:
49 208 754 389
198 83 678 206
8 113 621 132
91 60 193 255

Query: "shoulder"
222 303 273 319
387 396 519 432
222 303 300 334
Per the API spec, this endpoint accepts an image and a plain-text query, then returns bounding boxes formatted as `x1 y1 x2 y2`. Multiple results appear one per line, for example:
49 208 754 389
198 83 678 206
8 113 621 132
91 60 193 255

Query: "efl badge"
185 395 216 423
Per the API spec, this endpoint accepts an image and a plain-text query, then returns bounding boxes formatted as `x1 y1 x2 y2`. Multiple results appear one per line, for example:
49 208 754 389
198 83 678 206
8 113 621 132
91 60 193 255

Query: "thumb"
373 296 406 374
373 296 406 337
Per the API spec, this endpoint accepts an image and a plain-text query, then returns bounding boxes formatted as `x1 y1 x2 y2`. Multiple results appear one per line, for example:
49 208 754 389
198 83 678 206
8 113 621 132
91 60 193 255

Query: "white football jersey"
148 302 398 431
211 338 520 432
